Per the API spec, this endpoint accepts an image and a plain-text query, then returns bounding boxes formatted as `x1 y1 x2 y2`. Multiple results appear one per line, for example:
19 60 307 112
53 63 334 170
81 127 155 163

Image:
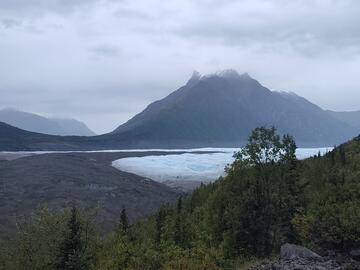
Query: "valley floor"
0 151 193 239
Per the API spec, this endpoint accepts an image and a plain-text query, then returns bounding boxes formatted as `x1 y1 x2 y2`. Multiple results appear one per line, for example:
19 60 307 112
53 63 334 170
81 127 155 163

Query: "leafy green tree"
2 207 68 270
226 126 301 255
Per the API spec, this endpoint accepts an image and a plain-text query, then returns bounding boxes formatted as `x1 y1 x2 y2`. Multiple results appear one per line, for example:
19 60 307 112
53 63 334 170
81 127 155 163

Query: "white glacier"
112 148 332 183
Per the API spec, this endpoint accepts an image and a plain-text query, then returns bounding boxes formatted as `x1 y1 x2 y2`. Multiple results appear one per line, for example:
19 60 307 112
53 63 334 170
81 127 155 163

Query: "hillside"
0 121 90 151
327 110 360 131
2 127 359 269
96 129 360 267
0 108 95 136
0 122 131 151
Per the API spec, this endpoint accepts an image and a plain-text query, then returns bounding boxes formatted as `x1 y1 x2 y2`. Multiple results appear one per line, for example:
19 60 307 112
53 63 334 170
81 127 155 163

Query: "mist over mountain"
0 108 95 136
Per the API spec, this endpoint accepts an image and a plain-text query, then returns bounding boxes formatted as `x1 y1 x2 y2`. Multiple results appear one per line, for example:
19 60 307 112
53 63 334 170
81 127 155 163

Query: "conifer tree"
339 145 346 166
174 197 183 247
155 207 166 247
55 206 88 270
119 207 129 233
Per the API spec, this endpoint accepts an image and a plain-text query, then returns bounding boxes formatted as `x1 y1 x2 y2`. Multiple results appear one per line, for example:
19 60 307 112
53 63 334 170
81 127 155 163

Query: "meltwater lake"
112 147 332 183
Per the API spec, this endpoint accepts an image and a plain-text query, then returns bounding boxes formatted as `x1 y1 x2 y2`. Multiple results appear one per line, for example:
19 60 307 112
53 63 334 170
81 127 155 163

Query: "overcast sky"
0 0 359 134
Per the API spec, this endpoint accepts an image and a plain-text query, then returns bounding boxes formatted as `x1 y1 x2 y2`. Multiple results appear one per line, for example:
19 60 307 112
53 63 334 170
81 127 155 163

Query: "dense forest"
0 127 359 269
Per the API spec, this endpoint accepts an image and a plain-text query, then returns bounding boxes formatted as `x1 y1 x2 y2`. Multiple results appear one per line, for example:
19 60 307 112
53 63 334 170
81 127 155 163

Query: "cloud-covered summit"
0 0 359 133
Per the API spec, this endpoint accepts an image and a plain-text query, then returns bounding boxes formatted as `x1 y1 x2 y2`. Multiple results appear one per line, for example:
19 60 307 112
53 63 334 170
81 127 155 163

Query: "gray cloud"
173 1 360 58
0 0 102 16
90 44 120 57
0 0 359 133
114 7 153 20
0 18 20 28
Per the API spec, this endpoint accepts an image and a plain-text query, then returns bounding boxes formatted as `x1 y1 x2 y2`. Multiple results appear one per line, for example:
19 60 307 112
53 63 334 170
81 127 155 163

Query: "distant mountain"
0 108 95 136
0 121 75 151
112 70 356 147
0 71 358 150
327 110 360 131
0 121 125 151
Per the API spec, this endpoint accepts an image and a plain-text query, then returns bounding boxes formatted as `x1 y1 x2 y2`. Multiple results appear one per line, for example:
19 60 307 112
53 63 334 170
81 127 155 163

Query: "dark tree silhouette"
55 206 88 270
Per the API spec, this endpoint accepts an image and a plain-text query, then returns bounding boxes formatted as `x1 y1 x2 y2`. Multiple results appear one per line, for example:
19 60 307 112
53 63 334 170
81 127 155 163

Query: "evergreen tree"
119 207 129 233
155 207 166 247
329 147 336 166
279 134 302 242
111 207 131 269
174 197 184 247
339 145 346 165
55 206 88 270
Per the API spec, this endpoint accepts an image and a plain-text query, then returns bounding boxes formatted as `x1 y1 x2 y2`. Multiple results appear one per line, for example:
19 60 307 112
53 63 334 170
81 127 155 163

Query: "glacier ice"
112 148 332 183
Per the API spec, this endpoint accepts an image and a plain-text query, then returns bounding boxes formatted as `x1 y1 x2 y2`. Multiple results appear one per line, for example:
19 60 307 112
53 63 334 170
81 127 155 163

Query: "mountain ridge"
0 108 95 136
0 70 359 150
112 70 356 147
327 110 360 132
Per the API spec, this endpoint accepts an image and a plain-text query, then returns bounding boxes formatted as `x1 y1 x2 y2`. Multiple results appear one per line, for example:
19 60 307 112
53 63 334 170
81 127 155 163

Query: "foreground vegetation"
1 127 359 269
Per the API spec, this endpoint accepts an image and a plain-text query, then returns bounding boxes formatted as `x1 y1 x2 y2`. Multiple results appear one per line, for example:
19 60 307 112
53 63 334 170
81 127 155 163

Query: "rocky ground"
0 151 191 239
248 244 360 270
162 179 209 192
